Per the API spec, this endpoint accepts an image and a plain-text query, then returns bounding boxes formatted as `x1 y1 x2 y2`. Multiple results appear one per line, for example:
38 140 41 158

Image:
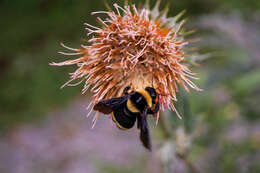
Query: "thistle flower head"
51 2 200 121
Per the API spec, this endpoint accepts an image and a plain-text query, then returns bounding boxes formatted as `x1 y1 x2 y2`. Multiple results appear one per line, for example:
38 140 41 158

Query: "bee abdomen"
112 107 136 130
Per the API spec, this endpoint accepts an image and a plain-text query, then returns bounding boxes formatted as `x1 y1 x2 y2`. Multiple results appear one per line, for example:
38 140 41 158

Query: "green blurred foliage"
0 0 96 132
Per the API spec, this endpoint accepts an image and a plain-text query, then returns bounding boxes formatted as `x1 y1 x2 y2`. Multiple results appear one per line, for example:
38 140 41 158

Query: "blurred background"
0 0 259 173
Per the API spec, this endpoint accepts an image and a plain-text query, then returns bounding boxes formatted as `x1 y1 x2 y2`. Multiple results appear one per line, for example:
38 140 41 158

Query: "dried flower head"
51 2 200 123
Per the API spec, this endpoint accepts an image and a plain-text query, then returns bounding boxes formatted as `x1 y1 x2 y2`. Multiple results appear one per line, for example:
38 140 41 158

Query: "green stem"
177 154 202 173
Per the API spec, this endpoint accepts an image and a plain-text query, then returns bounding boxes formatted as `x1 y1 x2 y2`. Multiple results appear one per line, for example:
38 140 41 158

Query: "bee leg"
140 108 152 151
137 114 141 129
123 86 131 95
147 102 160 114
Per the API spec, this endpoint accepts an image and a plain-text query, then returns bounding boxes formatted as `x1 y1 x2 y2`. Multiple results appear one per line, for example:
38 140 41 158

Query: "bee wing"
93 95 129 114
139 108 152 151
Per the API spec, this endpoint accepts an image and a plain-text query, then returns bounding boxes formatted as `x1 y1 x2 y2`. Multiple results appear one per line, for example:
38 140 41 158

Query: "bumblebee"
93 86 160 150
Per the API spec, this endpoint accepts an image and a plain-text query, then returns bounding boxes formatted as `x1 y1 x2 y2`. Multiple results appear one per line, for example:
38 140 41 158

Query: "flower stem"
158 113 201 173
158 113 172 139
177 153 202 173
